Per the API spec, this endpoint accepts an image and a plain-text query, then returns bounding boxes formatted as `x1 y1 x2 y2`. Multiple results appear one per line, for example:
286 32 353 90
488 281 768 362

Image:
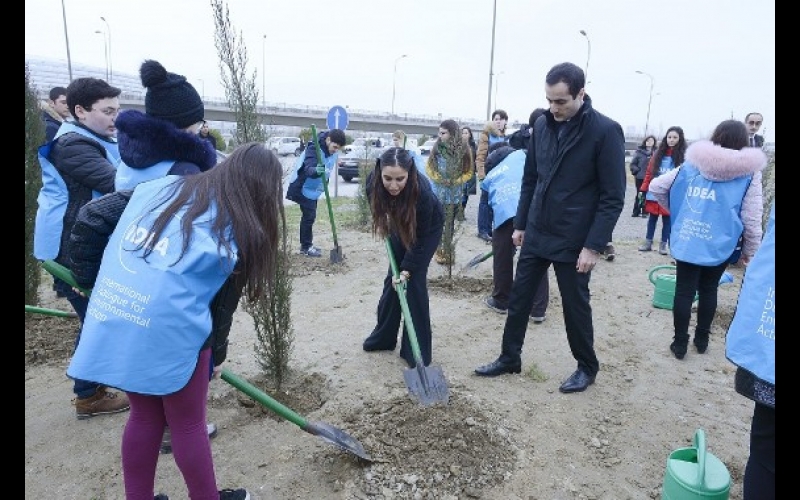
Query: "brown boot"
435 249 448 265
74 386 130 420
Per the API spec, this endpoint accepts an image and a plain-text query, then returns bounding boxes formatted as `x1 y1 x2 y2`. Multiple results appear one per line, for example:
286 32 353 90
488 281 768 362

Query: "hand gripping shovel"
384 237 450 406
310 124 343 264
220 368 371 461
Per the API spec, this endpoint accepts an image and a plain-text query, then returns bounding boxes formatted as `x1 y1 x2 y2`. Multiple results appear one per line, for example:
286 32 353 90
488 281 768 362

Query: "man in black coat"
475 62 626 394
744 112 765 148
41 86 70 143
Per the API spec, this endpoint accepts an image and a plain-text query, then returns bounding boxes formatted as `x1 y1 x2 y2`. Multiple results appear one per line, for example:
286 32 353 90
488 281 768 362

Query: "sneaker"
603 244 615 262
74 386 130 420
670 342 687 360
219 488 251 500
300 245 322 257
160 422 219 454
483 296 507 314
529 314 546 324
477 232 492 243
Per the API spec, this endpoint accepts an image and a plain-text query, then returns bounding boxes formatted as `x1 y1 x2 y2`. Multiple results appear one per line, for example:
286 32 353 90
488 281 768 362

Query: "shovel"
310 124 343 264
384 237 450 406
25 304 78 318
220 368 371 461
463 249 494 271
41 259 91 296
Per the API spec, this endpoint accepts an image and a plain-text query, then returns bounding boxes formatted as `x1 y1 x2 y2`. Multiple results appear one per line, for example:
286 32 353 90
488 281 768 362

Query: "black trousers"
499 252 598 376
363 230 442 368
743 402 775 500
490 219 549 317
673 260 727 344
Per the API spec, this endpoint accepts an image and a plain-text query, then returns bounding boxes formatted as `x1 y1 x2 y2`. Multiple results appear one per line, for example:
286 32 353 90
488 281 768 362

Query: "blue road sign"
326 105 349 131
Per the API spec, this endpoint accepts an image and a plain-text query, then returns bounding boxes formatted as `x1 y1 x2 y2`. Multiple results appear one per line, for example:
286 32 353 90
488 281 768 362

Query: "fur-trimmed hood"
116 109 217 171
482 120 506 138
684 140 767 181
40 100 64 122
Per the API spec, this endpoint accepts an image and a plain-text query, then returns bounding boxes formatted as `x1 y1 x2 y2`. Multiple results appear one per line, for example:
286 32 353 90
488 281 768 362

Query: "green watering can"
648 265 698 310
662 429 730 500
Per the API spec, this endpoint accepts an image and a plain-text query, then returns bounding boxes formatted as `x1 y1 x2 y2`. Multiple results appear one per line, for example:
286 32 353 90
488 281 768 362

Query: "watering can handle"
648 265 677 286
694 428 707 487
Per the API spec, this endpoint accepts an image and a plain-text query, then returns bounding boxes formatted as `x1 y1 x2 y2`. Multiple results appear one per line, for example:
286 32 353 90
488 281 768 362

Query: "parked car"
268 136 303 156
343 137 385 154
419 138 437 156
337 145 382 183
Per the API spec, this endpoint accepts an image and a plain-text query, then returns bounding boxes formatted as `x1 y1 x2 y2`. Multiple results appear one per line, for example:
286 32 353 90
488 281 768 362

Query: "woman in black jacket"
628 135 657 217
362 147 444 368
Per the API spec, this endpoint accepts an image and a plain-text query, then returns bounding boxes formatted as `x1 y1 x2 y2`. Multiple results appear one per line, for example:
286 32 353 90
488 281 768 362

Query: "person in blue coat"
285 128 346 257
725 202 774 500
363 147 445 368
66 142 284 500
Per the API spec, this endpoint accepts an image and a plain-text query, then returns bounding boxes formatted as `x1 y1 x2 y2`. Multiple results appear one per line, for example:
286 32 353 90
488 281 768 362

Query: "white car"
268 137 303 156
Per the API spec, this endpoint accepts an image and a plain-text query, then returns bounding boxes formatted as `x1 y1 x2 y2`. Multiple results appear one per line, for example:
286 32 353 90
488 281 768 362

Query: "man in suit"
744 112 765 148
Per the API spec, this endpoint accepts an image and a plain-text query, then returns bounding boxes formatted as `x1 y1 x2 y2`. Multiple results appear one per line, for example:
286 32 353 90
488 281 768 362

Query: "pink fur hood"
684 140 767 181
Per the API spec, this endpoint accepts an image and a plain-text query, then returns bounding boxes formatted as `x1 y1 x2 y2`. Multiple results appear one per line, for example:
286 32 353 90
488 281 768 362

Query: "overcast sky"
26 0 775 141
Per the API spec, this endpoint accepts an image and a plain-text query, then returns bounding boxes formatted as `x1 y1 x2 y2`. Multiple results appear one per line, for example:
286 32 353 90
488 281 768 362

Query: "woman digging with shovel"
362 147 444 370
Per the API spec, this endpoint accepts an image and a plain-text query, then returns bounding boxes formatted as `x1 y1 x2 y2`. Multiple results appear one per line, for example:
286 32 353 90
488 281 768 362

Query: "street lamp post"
391 54 407 115
493 71 505 111
635 70 655 136
262 34 266 107
198 79 205 101
94 29 109 81
486 0 497 120
100 17 112 83
60 0 73 81
579 30 591 85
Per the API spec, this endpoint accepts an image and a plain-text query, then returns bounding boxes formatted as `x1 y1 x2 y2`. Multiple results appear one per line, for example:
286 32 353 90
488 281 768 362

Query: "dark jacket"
485 145 515 174
116 109 217 177
67 189 244 366
286 131 334 201
366 170 445 275
628 146 653 181
200 132 218 151
516 95 626 261
41 109 63 143
48 123 118 267
508 125 531 151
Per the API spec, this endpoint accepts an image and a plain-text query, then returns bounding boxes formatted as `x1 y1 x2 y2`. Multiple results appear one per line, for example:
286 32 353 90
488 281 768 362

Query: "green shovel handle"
384 237 424 364
41 260 91 296
220 368 307 428
311 124 339 247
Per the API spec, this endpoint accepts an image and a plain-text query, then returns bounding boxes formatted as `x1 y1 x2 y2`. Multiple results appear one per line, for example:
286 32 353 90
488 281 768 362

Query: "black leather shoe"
558 369 596 393
474 359 521 377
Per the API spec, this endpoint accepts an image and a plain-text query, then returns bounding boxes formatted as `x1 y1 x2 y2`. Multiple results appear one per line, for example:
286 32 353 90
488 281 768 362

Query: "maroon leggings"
122 348 218 500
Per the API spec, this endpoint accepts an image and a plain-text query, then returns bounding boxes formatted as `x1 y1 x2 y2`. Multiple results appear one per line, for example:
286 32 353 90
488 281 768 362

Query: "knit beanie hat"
140 59 204 129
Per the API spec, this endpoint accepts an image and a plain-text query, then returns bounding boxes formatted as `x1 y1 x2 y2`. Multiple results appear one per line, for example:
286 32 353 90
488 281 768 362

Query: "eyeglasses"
747 120 762 126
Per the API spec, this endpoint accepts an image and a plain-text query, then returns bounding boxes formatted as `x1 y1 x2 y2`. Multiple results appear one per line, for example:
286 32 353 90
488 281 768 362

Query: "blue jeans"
477 190 493 236
645 214 671 242
54 277 101 398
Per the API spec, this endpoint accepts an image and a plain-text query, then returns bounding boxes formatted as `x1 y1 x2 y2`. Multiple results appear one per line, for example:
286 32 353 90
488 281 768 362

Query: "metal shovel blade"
403 364 450 406
303 421 371 461
329 245 344 264
463 249 493 270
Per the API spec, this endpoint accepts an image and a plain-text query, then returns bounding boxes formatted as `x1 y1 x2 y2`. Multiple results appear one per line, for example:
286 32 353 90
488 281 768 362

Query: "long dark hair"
710 120 749 150
370 147 420 249
652 126 687 169
141 142 285 301
640 135 657 151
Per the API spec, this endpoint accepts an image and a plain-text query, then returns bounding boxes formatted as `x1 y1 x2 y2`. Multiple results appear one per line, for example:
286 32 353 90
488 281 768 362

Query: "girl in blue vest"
638 126 687 255
648 120 767 360
363 147 444 368
726 202 774 499
66 143 284 500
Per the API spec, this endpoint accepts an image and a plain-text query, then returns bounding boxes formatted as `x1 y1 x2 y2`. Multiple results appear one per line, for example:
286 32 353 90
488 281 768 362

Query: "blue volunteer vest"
115 159 176 190
408 150 434 188
482 149 526 230
725 203 775 385
33 122 120 260
287 148 339 200
645 155 676 201
66 176 238 395
668 163 752 266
